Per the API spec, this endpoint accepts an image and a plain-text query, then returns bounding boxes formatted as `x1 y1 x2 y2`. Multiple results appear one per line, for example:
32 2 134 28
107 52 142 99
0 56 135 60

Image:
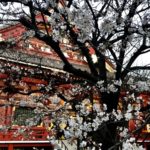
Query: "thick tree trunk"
92 124 118 150
93 91 120 149
101 91 120 113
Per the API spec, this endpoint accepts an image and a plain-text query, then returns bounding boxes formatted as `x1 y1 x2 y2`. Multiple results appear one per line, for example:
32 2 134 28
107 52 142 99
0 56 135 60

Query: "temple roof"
0 22 115 74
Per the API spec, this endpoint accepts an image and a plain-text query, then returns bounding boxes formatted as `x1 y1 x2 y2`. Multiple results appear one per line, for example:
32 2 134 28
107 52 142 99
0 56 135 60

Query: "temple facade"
0 12 149 150
0 16 116 149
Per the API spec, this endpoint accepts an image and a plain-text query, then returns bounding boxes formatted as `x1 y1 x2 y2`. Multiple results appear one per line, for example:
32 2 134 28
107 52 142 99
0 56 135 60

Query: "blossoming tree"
0 0 150 149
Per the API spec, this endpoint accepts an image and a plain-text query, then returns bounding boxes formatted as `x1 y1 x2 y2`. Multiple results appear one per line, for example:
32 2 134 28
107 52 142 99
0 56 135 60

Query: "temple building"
0 15 117 149
0 5 149 150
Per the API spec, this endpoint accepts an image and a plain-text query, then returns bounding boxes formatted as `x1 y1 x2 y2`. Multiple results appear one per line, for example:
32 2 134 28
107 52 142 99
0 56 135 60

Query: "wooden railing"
0 126 51 141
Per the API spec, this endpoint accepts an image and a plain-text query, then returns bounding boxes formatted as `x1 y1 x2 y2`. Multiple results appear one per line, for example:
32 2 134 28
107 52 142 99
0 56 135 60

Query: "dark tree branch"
108 114 150 150
95 49 107 81
85 0 100 39
115 0 120 8
109 35 125 44
28 0 36 28
96 0 111 18
129 66 150 71
67 0 73 8
108 47 118 63
61 14 98 76
116 0 142 80
19 16 98 82
35 1 50 36
137 5 150 14
121 44 148 79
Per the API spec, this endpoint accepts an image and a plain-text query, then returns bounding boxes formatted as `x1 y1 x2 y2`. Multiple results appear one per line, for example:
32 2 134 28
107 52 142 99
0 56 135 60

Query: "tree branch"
61 14 98 76
141 48 150 54
116 0 142 80
121 44 148 79
129 66 150 71
108 114 150 150
19 16 97 82
96 0 111 18
85 0 100 39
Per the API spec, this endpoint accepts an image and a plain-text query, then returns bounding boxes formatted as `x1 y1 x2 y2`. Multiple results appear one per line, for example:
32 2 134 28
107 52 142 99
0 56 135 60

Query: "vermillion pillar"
8 144 13 150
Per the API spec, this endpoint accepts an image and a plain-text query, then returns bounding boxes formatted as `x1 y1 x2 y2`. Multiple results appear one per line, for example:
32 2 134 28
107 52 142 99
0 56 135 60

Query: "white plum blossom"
127 104 133 112
103 104 107 111
136 81 150 91
92 121 99 131
75 128 82 137
101 18 116 34
45 82 52 91
114 80 122 86
50 95 61 104
68 118 75 127
76 115 83 124
96 80 104 88
122 138 145 150
107 84 118 93
112 109 123 121
127 78 134 85
119 128 129 137
64 130 72 138
93 103 100 112
125 112 133 121
19 100 27 107
80 141 87 148
134 104 141 111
